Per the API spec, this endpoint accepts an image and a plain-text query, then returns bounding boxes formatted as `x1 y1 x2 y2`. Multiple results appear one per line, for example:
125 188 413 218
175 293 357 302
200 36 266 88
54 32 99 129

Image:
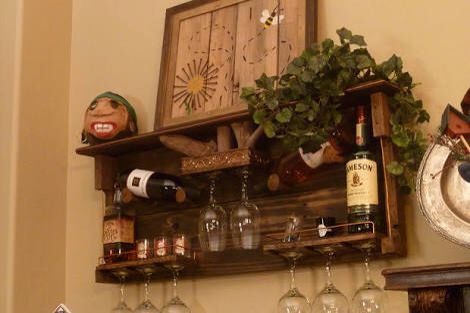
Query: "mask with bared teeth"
82 91 138 145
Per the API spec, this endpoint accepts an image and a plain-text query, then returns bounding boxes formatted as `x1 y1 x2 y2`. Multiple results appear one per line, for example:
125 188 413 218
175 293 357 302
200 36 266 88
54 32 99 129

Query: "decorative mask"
82 92 138 144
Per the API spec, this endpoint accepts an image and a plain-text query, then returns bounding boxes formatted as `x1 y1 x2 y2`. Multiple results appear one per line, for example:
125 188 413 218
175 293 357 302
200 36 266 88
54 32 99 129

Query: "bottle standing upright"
346 105 380 233
102 184 135 263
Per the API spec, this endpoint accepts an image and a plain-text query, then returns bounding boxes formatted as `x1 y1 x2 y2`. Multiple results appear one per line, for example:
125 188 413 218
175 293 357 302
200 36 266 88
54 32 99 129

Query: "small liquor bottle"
102 184 135 263
346 105 380 233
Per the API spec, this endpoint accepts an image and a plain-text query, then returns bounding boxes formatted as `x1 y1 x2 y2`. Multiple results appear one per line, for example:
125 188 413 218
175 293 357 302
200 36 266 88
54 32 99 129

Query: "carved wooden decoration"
155 0 317 131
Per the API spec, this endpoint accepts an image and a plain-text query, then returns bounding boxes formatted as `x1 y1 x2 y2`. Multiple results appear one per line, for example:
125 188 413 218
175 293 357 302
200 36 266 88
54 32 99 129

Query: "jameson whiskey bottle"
103 184 135 263
346 105 379 233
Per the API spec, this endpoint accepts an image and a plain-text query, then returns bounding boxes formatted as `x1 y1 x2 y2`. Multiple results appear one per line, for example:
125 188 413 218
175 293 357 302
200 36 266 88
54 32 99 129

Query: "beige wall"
0 0 72 312
66 1 470 313
2 0 469 312
0 0 20 311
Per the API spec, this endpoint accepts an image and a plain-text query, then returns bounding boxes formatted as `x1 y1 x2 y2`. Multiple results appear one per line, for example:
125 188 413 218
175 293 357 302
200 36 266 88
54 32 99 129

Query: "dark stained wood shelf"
383 262 470 290
382 263 470 313
263 231 381 256
96 254 196 283
76 79 407 283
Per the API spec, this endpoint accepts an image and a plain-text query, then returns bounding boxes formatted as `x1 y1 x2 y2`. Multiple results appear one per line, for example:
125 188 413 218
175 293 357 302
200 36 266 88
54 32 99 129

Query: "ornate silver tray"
417 143 470 247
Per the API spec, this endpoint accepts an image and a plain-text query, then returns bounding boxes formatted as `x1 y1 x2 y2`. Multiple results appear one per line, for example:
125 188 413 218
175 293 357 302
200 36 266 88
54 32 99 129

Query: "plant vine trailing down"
240 27 430 194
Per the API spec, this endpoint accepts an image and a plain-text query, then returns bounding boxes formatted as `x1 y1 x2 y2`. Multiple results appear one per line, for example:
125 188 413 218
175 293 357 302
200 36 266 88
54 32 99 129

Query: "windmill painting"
155 0 317 130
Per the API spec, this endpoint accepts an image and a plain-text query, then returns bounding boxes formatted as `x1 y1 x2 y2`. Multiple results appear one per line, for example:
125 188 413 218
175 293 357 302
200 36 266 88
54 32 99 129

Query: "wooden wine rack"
76 80 406 283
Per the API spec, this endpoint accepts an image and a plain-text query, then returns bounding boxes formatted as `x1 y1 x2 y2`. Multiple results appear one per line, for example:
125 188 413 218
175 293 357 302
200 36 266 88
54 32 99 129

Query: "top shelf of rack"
75 80 399 158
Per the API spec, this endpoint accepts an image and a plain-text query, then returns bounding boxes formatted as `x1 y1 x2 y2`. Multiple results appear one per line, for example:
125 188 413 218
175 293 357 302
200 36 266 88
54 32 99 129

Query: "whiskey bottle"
103 184 135 263
346 105 379 233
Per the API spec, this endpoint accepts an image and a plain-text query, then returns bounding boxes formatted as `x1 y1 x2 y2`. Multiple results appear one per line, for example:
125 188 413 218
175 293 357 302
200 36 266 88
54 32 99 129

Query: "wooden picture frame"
154 0 317 131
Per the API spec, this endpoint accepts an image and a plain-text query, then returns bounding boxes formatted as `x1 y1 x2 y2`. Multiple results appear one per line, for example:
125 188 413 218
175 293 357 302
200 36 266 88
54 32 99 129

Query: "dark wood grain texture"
75 80 406 283
383 263 470 313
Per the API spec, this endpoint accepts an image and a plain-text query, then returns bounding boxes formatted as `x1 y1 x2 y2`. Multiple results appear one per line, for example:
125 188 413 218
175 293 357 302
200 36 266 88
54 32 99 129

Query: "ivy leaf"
301 70 314 83
293 57 305 67
240 87 255 99
275 108 293 123
350 34 366 46
255 73 275 91
386 161 404 176
252 110 266 124
286 63 302 76
322 38 334 51
337 27 353 42
356 54 373 69
417 110 430 123
263 121 276 138
266 98 279 110
391 130 411 147
295 102 308 112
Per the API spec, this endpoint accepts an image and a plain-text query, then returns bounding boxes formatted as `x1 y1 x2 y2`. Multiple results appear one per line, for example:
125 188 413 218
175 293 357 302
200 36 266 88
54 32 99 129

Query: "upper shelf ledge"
75 79 399 158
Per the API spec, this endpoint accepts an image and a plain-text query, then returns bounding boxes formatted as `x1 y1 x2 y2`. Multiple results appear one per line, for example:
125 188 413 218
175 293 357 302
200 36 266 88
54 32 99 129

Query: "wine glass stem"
364 252 372 282
325 255 333 286
241 168 249 203
289 258 297 290
144 275 151 302
120 280 126 303
172 269 179 298
209 177 215 204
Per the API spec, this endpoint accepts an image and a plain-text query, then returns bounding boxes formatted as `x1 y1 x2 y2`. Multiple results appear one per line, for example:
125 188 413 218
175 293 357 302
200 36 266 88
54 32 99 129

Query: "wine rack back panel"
76 80 406 283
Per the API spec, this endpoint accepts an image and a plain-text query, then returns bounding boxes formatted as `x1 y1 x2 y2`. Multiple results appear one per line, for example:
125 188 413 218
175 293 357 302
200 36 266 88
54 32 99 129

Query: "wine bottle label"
127 169 154 198
346 159 378 206
299 142 329 169
103 218 135 244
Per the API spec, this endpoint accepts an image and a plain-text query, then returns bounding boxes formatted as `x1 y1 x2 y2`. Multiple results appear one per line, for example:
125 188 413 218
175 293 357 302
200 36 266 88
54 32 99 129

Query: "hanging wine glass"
351 250 386 313
198 174 227 252
312 250 349 313
134 266 160 313
161 265 190 313
111 271 133 313
230 168 261 249
278 251 311 313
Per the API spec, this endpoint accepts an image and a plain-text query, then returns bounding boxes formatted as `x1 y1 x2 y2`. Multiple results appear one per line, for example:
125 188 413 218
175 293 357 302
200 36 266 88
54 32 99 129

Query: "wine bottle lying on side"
119 169 200 203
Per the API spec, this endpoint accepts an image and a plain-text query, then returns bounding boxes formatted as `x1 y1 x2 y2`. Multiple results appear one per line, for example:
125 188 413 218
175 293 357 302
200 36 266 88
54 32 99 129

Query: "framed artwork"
155 0 317 131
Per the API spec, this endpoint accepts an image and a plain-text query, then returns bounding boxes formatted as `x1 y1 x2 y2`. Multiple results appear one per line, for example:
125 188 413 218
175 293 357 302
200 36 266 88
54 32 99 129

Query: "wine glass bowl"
230 168 261 250
351 280 386 313
198 175 227 252
311 251 349 313
351 250 386 313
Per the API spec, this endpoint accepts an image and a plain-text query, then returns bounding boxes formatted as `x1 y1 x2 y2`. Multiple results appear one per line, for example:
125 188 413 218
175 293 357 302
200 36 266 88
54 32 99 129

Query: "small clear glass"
136 238 152 260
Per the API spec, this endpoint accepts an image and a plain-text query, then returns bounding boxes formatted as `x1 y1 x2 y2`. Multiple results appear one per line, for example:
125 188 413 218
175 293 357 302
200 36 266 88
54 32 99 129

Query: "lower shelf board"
95 231 385 284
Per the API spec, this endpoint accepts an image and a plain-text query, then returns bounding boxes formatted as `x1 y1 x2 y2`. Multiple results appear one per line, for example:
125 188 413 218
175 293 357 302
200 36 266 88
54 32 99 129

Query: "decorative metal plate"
417 143 470 247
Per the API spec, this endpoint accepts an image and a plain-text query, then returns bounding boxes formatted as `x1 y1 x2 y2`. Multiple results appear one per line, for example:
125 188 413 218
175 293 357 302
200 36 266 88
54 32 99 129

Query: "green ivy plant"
241 27 430 194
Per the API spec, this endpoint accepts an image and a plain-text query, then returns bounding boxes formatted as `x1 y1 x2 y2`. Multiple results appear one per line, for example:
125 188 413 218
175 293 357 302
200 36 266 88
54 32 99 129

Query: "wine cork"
267 173 280 192
175 187 187 203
